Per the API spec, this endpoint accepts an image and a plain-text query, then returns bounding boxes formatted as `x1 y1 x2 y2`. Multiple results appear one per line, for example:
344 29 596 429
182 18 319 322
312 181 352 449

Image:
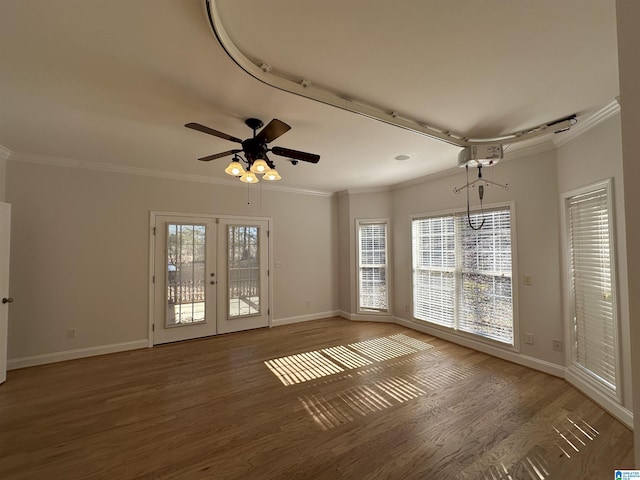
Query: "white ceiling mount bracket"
204 0 579 150
260 63 272 73
458 144 503 167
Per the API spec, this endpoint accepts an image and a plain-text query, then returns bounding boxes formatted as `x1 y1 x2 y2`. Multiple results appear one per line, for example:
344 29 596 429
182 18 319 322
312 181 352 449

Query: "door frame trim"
148 210 273 347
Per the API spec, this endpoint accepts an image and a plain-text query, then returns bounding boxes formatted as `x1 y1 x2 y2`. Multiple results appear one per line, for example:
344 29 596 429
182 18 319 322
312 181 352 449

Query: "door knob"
2 297 13 304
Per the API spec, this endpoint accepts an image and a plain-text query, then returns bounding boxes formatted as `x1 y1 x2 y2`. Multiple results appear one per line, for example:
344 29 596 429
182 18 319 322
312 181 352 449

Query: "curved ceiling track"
204 0 576 148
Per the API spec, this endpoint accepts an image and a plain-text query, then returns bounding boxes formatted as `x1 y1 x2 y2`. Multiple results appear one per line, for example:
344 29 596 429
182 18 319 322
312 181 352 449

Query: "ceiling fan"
185 118 320 182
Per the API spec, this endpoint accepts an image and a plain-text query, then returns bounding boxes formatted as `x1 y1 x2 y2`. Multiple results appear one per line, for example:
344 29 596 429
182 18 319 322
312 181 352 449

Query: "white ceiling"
0 0 619 193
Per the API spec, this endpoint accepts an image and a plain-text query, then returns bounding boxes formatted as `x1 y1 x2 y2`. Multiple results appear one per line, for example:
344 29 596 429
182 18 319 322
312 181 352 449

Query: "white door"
217 219 270 334
0 203 12 384
153 216 218 345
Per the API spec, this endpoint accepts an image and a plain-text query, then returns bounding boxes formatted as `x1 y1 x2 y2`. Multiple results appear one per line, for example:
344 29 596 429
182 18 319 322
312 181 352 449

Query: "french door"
152 214 270 345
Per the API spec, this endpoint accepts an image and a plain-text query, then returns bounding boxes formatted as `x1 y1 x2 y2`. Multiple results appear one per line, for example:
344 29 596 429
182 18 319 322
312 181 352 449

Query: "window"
357 220 389 313
227 225 260 318
412 206 514 345
564 180 618 394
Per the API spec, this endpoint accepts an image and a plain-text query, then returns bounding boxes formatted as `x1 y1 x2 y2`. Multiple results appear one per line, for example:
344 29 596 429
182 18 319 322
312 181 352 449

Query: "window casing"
564 180 619 396
357 220 389 314
412 205 514 345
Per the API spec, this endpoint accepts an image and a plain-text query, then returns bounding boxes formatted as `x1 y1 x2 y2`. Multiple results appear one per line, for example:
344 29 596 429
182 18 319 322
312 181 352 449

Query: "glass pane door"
227 225 261 318
153 216 217 345
167 224 207 327
218 219 269 334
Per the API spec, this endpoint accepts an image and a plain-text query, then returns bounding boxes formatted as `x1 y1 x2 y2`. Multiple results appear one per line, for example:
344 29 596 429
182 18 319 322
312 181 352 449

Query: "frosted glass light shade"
263 169 281 181
240 171 259 183
250 159 270 174
224 161 245 176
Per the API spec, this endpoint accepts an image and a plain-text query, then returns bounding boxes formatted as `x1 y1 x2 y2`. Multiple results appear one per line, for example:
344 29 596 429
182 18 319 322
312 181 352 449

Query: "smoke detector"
458 144 503 167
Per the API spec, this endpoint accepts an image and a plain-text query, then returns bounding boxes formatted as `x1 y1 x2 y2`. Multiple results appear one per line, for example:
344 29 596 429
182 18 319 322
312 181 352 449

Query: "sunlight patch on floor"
475 416 601 479
348 337 418 362
553 416 599 458
322 345 372 369
264 333 435 386
299 385 393 431
264 351 344 385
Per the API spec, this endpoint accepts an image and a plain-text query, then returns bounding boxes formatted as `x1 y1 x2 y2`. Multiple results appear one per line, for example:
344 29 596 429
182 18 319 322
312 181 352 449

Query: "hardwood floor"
0 318 633 479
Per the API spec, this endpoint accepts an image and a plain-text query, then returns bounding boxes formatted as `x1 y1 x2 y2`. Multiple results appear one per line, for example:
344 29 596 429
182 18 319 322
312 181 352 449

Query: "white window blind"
567 187 617 390
358 221 388 312
458 210 513 342
412 206 514 345
411 216 455 328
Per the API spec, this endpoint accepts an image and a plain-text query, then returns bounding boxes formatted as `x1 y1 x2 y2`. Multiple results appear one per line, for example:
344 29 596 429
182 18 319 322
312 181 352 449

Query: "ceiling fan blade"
255 119 291 143
197 149 241 162
271 146 320 164
185 123 243 144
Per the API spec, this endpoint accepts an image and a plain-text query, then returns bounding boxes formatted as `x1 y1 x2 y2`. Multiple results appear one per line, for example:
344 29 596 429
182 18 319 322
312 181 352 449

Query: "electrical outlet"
405 304 410 313
552 339 563 352
524 333 534 345
523 275 533 286
67 328 77 339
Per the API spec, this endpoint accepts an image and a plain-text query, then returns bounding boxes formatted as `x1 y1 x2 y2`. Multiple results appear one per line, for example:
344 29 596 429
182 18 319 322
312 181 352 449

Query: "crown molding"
553 100 620 147
341 186 392 196
10 152 334 197
0 145 11 161
503 138 556 161
3 100 621 197
389 100 618 192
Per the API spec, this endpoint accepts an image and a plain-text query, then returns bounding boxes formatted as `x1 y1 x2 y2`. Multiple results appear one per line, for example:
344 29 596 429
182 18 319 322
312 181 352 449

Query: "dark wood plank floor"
0 318 633 479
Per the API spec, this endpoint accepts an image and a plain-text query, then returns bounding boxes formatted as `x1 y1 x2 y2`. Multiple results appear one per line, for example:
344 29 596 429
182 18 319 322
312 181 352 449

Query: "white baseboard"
393 316 634 427
7 340 149 370
338 311 394 323
565 367 634 429
272 310 340 327
393 316 566 378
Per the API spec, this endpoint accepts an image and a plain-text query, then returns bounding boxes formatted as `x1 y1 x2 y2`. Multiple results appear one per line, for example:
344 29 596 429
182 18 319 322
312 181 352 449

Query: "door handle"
2 297 13 304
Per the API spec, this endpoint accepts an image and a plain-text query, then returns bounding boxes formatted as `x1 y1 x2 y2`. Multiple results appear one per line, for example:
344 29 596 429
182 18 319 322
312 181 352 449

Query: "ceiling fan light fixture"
263 169 281 181
185 118 319 186
240 171 259 183
250 159 270 174
224 160 245 176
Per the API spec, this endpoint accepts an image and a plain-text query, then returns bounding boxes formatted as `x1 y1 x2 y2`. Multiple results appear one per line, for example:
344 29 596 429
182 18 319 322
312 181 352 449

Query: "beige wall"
391 151 565 366
6 159 338 361
616 0 640 464
337 193 351 314
337 190 392 316
556 113 633 412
